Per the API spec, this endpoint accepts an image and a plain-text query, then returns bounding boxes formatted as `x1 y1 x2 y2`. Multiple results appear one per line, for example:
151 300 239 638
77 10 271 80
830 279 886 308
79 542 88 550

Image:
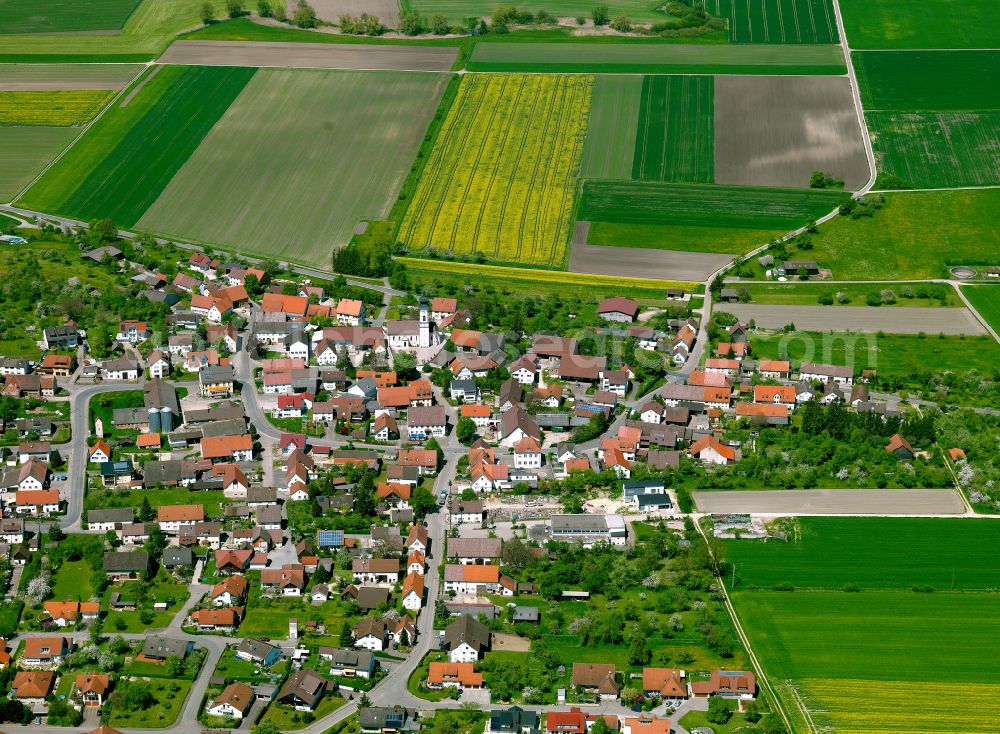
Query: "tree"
200 1 216 23
88 218 118 245
627 631 651 665
592 5 609 25
255 722 282 734
339 621 353 646
500 537 533 573
294 0 317 27
456 416 477 445
354 469 377 517
26 574 51 606
243 271 261 295
165 655 184 678
430 13 450 33
226 0 246 17
400 10 423 34
47 525 64 543
257 0 273 17
358 692 371 708
398 628 409 646
706 696 734 725
138 496 155 522
124 682 155 711
410 486 437 519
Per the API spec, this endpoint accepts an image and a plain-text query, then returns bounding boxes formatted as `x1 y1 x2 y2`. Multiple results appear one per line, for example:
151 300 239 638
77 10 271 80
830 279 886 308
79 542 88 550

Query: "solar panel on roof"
316 530 344 547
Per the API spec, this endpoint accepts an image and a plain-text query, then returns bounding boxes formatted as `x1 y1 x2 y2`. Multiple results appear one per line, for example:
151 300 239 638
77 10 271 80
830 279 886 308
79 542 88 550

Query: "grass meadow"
855 50 1000 111
579 181 845 229
727 517 1000 590
839 0 1000 49
398 73 591 267
696 0 838 43
467 42 846 73
396 257 695 299
0 0 143 34
804 190 1000 279
740 281 961 308
0 90 116 126
0 126 77 202
580 75 642 180
585 220 780 254
961 286 1000 334
748 330 1000 377
20 65 254 225
868 110 1000 188
407 0 685 23
631 75 713 183
138 69 448 268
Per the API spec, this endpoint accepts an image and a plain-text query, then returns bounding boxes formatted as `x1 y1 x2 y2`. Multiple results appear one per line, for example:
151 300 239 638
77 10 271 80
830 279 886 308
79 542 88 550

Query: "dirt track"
723 303 987 335
694 488 966 515
715 75 869 190
158 40 457 72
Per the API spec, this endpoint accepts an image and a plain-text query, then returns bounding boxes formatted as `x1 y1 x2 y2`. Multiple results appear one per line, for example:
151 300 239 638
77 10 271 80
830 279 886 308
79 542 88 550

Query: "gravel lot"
693 488 966 515
158 40 457 72
724 304 987 335
714 75 870 190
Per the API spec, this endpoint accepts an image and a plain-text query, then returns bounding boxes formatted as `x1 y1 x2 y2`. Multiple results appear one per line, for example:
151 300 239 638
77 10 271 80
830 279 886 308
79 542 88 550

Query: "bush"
592 5 609 25
773 582 795 591
706 696 734 725
610 13 631 31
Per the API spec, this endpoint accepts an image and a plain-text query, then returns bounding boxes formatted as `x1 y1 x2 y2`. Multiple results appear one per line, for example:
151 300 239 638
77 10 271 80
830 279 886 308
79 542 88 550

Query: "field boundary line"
872 185 1000 193
831 0 877 196
787 682 819 734
5 62 150 206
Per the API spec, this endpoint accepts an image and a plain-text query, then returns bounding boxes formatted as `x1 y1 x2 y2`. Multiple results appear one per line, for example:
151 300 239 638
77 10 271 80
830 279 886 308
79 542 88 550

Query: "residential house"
277 669 328 711
597 297 639 323
352 617 389 652
444 563 500 595
206 682 255 720
427 661 483 690
571 663 619 700
443 615 491 662
691 670 757 700
319 648 376 678
104 551 149 580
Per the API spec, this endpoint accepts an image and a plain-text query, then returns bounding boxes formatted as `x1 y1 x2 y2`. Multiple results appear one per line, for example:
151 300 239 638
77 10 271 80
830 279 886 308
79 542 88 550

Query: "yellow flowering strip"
0 90 116 126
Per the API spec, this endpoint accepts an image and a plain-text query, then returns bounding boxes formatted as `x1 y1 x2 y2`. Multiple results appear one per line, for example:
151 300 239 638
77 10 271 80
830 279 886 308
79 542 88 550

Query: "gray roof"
443 614 490 653
512 606 539 622
87 508 134 525
104 551 149 572
447 537 501 559
320 647 375 670
236 638 280 661
163 547 193 566
142 636 190 659
360 706 411 732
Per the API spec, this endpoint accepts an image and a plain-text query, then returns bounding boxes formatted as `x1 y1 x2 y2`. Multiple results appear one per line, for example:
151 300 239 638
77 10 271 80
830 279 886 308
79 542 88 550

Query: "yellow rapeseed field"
800 678 1000 733
0 90 115 126
398 73 592 267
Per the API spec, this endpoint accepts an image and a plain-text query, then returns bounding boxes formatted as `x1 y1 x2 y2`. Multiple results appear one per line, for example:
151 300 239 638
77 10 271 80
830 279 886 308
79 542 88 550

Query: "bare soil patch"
723 303 986 335
288 0 402 28
693 489 966 515
0 64 142 91
714 75 869 190
157 40 456 72
492 633 531 652
570 240 732 282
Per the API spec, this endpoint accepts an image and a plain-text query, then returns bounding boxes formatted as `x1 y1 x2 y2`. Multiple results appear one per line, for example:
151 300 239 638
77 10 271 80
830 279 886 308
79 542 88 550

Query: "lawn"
89 390 144 432
839 0 1000 49
468 41 846 73
586 220 780 254
137 69 448 269
51 559 95 600
0 126 77 202
732 590 1000 733
726 517 1000 590
85 487 230 517
631 75 713 183
578 181 846 230
108 678 192 728
0 90 116 126
749 331 1000 378
803 190 1000 279
398 73 592 268
213 646 287 685
22 65 254 226
259 695 345 730
867 110 1000 188
697 0 838 43
0 0 143 34
396 257 696 298
854 50 1000 111
739 281 961 308
961 285 1000 334
0 0 228 61
580 74 642 180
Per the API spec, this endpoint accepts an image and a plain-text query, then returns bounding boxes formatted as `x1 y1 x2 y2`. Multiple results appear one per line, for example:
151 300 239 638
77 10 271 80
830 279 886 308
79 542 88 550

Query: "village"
0 234 954 734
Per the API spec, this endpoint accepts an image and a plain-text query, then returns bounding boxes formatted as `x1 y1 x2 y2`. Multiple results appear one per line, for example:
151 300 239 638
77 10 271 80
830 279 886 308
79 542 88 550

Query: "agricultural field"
724 303 985 335
839 0 1000 49
585 220 781 254
802 190 1000 279
748 331 1000 377
138 69 448 268
467 42 846 74
579 180 845 230
0 0 228 61
0 64 144 90
20 65 255 226
0 126 77 202
696 0 838 43
854 50 1000 111
727 517 1000 590
0 0 143 35
398 73 591 267
632 75 713 183
868 110 1000 188
961 286 1000 335
0 90 116 126
715 75 869 189
734 590 1000 734
396 257 695 299
580 75 642 180
729 519 1000 733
